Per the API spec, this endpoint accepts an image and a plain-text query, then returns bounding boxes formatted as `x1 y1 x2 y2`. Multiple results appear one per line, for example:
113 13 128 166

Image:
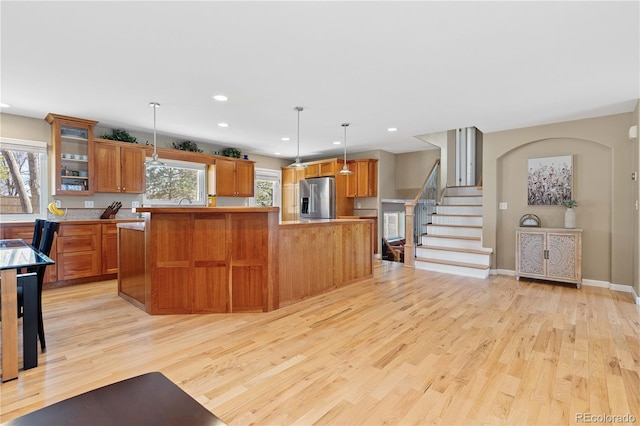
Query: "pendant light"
146 102 165 167
289 106 307 168
338 123 353 175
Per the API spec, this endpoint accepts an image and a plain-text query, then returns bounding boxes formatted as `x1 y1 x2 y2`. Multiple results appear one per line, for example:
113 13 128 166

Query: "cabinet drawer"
57 251 100 280
102 223 118 235
57 235 98 253
59 223 101 237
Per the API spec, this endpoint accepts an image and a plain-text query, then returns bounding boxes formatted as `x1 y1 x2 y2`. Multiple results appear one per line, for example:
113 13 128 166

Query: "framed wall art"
527 155 572 205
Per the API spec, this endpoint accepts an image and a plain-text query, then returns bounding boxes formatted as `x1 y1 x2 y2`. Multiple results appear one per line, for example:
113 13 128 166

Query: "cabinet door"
46 114 97 196
94 142 121 192
517 231 546 278
356 160 377 197
305 163 320 178
235 161 255 197
282 183 299 221
57 251 100 280
319 160 337 176
547 232 580 282
346 161 357 197
101 224 118 274
215 158 237 196
120 145 146 193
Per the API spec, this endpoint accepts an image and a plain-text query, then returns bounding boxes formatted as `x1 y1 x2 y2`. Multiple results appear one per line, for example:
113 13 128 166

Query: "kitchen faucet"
178 197 192 206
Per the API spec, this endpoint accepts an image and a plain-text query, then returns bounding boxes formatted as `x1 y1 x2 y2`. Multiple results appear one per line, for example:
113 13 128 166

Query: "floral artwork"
527 155 572 205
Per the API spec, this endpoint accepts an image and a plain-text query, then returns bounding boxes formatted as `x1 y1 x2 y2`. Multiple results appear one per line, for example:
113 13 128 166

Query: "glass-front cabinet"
45 113 98 195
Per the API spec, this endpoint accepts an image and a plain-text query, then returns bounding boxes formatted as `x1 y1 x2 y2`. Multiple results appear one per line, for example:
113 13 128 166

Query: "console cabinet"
515 227 582 288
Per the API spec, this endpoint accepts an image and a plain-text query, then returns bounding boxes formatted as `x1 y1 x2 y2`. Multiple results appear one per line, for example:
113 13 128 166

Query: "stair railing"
404 158 440 267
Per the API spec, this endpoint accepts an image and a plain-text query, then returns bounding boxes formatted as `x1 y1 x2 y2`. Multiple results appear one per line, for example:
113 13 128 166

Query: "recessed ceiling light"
0 103 10 108
281 137 290 141
274 152 281 155
212 95 228 102
333 141 341 145
218 122 229 127
387 127 398 132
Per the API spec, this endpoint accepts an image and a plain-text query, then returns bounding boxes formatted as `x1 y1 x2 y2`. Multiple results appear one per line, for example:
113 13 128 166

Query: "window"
383 211 405 239
250 168 280 208
0 138 49 221
143 158 206 206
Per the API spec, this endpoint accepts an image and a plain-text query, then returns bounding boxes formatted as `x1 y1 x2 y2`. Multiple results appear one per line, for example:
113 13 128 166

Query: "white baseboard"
495 271 639 305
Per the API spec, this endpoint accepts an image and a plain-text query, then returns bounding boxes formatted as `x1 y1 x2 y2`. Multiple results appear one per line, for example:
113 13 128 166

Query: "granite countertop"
280 218 375 228
135 207 279 213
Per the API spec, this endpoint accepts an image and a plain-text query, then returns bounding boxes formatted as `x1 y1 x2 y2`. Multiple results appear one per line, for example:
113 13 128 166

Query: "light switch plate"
84 201 94 208
499 202 508 210
55 200 62 208
131 201 140 208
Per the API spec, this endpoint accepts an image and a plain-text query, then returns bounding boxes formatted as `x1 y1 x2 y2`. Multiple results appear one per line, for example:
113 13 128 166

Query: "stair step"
422 245 492 255
415 257 489 270
428 224 482 229
422 234 480 241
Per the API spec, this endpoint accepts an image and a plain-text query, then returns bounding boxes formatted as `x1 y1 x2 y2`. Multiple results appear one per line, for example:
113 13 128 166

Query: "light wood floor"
1 261 639 425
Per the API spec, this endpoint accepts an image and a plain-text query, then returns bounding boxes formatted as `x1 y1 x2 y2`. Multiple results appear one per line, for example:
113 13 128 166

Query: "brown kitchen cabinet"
101 223 118 274
304 159 343 178
56 224 101 280
347 159 378 197
281 166 306 221
94 139 146 193
214 158 255 197
45 113 98 196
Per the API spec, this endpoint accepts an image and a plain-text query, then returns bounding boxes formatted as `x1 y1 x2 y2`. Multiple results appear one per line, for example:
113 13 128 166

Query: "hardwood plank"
1 261 638 425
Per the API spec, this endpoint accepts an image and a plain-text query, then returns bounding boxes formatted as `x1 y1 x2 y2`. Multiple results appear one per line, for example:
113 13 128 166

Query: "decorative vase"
564 207 576 229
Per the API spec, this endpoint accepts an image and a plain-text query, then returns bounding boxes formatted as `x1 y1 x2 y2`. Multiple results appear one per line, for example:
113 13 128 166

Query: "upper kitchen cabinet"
304 159 344 178
46 113 98 196
214 158 255 197
94 139 146 193
347 159 378 197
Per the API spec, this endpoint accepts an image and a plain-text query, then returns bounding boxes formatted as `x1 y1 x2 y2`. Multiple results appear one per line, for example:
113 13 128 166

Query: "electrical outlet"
131 201 140 208
499 202 508 210
84 201 94 208
55 200 62 208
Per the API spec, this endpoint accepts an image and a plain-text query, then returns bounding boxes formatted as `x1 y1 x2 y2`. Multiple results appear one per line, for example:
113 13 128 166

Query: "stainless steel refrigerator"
300 177 335 219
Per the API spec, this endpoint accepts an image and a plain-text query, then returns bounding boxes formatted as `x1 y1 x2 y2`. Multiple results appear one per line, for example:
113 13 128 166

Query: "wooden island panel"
132 207 280 314
192 215 228 313
150 214 193 314
278 219 373 305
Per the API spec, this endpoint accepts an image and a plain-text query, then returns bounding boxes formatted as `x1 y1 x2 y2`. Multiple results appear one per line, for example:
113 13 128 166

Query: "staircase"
414 185 492 278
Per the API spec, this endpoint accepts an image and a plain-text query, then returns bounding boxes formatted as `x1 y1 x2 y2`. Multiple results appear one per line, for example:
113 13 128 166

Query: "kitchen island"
118 208 373 314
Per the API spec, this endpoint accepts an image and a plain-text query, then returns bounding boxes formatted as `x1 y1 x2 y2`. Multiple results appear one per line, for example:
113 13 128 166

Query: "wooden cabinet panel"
118 227 146 305
215 158 255 197
101 224 118 274
192 215 228 313
95 141 146 194
282 184 299 221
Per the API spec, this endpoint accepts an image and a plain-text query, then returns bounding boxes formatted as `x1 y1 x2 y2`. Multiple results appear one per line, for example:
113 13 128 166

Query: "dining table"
1 239 54 382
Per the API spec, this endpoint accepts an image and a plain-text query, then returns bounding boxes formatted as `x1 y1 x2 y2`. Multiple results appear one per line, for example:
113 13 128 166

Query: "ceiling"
1 1 638 161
